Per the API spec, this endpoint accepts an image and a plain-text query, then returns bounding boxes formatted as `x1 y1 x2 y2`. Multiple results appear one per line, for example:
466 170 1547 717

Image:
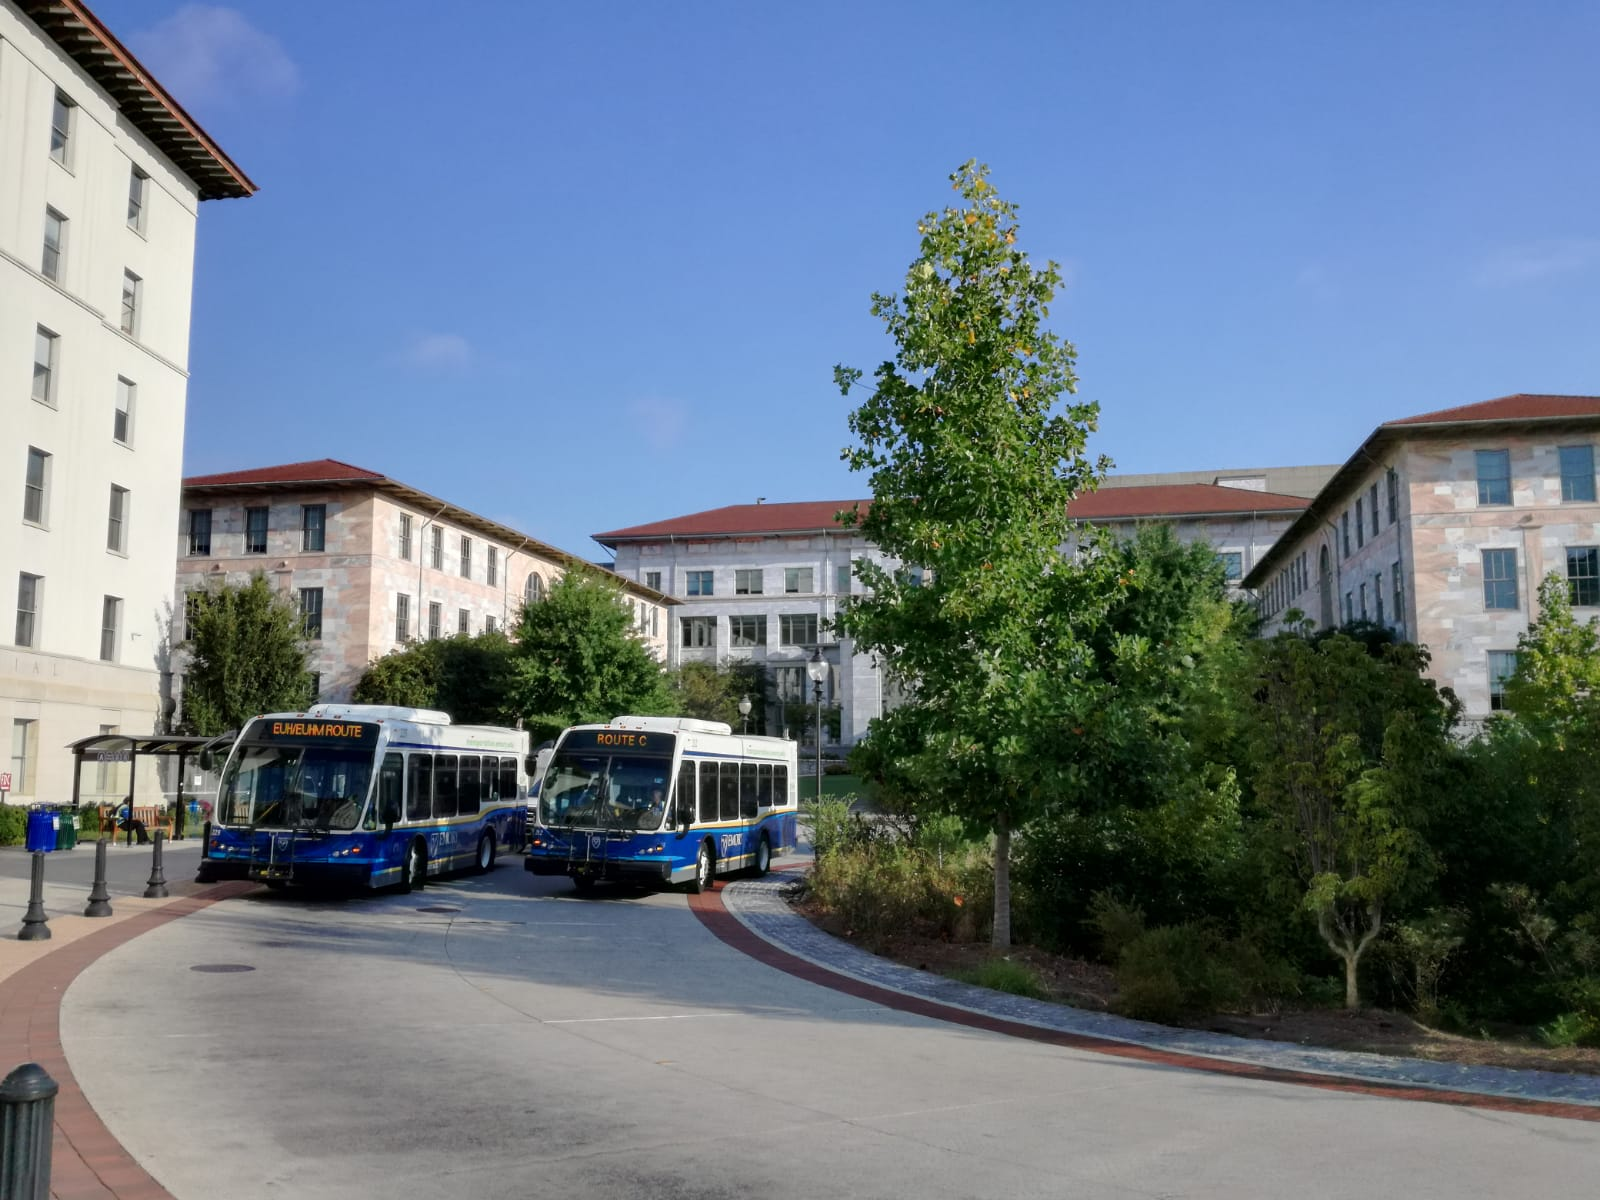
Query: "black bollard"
0 1063 57 1200
143 831 169 899
17 854 49 942
85 839 113 918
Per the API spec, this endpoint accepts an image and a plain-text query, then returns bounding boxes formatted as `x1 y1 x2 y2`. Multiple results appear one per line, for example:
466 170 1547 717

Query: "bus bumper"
525 854 673 884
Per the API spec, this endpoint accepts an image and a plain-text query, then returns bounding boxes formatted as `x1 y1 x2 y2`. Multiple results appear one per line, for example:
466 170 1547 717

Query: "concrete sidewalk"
718 872 1600 1112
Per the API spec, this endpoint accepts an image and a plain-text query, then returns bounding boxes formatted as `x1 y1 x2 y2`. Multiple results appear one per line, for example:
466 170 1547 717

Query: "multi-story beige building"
176 460 671 708
596 479 1314 747
3 0 253 805
1247 394 1600 720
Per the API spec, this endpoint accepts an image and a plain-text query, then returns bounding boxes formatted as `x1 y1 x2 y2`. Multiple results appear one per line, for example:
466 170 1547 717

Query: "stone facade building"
2 0 253 806
595 478 1315 749
1246 394 1600 721
176 460 671 708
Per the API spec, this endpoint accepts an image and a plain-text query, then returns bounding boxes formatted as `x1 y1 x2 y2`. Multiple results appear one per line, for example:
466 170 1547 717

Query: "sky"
103 0 1600 560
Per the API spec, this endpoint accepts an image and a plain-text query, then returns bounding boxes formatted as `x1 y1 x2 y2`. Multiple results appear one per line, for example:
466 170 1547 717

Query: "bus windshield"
217 743 375 831
539 751 672 832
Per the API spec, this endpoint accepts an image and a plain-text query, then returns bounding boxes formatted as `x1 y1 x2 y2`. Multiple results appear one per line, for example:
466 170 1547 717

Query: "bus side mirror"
525 755 540 777
198 750 214 772
381 799 400 827
675 805 692 835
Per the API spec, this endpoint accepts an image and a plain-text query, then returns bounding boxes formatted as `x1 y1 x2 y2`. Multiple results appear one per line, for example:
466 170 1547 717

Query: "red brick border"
689 881 1600 1125
0 883 254 1199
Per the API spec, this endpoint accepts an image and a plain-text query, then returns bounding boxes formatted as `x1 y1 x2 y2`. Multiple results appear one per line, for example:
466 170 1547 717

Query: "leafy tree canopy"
180 573 315 736
352 632 518 726
667 660 769 731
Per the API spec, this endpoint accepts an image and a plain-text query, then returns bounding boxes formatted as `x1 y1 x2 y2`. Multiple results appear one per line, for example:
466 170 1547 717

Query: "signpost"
0 770 11 803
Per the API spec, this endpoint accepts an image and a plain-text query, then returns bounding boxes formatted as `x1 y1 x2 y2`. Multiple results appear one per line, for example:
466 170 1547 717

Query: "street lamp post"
738 694 751 734
806 647 828 804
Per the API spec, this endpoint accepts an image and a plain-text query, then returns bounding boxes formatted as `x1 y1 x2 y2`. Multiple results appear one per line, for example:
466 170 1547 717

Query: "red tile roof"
594 485 1307 543
1386 393 1600 426
183 459 386 488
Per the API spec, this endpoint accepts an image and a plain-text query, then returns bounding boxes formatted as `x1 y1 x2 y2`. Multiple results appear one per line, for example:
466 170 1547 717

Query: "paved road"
0 839 204 927
60 861 1600 1200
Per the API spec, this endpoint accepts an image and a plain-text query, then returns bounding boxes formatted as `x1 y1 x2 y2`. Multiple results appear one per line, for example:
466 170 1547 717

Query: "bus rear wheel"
399 840 426 893
572 873 596 894
752 834 771 878
474 832 496 874
690 842 714 894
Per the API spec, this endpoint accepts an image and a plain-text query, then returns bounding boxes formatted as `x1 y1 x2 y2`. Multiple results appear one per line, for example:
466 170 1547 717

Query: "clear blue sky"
110 0 1600 559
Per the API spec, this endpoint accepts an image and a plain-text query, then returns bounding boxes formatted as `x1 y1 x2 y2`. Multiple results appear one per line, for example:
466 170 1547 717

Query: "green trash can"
56 808 78 850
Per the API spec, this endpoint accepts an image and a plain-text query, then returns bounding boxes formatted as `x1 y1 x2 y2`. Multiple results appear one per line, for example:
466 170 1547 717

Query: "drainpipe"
503 536 529 629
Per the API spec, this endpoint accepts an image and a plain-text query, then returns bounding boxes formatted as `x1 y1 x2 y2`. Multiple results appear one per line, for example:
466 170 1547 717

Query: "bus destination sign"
562 729 675 755
252 719 379 748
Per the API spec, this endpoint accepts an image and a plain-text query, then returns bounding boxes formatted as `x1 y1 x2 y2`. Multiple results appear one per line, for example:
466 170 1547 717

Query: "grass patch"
949 958 1049 1000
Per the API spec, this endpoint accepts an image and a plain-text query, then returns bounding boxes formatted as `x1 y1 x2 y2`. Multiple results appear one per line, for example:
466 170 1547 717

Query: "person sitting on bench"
116 800 150 845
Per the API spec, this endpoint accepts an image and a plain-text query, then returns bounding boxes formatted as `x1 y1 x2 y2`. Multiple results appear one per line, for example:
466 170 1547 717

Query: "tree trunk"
1343 952 1360 1010
992 810 1011 948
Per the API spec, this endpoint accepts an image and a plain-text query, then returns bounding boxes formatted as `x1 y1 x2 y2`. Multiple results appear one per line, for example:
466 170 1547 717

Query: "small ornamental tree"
507 566 670 741
353 631 517 726
834 161 1116 947
1504 573 1600 744
180 573 315 736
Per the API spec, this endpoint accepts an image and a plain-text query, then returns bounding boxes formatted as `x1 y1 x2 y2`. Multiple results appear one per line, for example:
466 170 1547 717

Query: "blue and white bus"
525 715 799 892
198 704 530 891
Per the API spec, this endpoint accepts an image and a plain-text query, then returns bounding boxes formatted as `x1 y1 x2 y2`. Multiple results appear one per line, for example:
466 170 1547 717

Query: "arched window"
524 573 544 604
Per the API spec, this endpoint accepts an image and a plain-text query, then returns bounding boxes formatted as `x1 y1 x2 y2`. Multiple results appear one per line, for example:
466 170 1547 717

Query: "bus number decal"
720 833 742 855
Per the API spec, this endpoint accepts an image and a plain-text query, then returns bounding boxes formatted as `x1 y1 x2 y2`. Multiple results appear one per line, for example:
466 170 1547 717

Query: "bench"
96 804 176 841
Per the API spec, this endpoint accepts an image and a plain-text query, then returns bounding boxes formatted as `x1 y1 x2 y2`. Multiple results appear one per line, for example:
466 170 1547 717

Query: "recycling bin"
24 807 56 853
56 809 78 850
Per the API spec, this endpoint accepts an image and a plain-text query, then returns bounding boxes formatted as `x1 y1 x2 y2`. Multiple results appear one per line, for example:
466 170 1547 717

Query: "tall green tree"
353 631 518 726
508 566 670 741
180 573 315 735
835 161 1116 946
668 660 769 730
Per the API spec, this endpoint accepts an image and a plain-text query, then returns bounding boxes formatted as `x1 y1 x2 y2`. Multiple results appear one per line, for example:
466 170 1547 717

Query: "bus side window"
459 756 480 814
720 761 739 822
406 754 432 823
740 762 758 819
675 760 696 827
757 763 774 810
774 765 789 809
374 753 402 829
434 754 459 819
500 757 518 805
698 762 719 824
482 757 498 806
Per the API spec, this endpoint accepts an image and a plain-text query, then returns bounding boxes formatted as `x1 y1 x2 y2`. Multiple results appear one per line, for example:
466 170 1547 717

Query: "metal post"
143 832 169 899
17 854 49 942
172 749 187 841
814 680 823 805
124 751 138 848
0 1062 58 1200
85 840 113 918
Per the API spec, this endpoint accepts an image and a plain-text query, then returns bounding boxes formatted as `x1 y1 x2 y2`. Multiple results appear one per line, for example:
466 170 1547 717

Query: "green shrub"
1087 891 1147 962
808 838 993 946
1112 923 1297 1023
0 805 25 846
74 806 102 836
1540 978 1600 1048
809 797 855 861
951 958 1049 1000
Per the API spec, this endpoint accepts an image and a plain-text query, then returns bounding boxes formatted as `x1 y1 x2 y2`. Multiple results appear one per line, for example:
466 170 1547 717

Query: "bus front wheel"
690 842 714 894
752 834 771 878
474 832 496 874
400 840 427 893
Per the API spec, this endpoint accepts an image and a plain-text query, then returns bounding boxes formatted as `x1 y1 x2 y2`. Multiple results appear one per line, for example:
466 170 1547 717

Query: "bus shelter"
65 731 235 844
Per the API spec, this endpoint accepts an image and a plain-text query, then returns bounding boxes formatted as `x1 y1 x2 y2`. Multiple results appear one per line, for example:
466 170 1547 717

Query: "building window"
779 613 818 646
1482 548 1519 611
301 504 326 552
15 574 41 648
107 485 129 553
31 328 57 406
128 166 148 232
1343 592 1353 624
1476 449 1511 506
11 720 36 795
398 513 413 560
42 208 66 281
835 562 852 594
298 588 323 639
524 573 544 604
729 615 767 648
1374 573 1385 626
183 591 205 641
1341 512 1350 557
1392 561 1404 628
1355 498 1365 548
1560 446 1596 503
460 536 472 579
100 596 121 662
23 448 50 525
245 506 269 554
1218 551 1243 582
114 377 135 445
1386 469 1400 524
1368 485 1379 536
49 91 74 164
785 567 814 594
735 569 763 595
430 525 443 570
651 608 659 637
485 615 497 635
686 570 713 596
645 570 661 590
1488 650 1519 712
458 608 470 635
1359 582 1368 620
487 546 498 587
774 665 805 702
187 509 212 556
396 594 411 643
309 672 321 701
120 270 141 336
428 602 442 640
1568 547 1600 607
681 616 716 648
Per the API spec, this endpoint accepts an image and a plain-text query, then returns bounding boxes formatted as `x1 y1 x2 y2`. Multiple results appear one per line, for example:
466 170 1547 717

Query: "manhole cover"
190 963 255 973
416 906 460 914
